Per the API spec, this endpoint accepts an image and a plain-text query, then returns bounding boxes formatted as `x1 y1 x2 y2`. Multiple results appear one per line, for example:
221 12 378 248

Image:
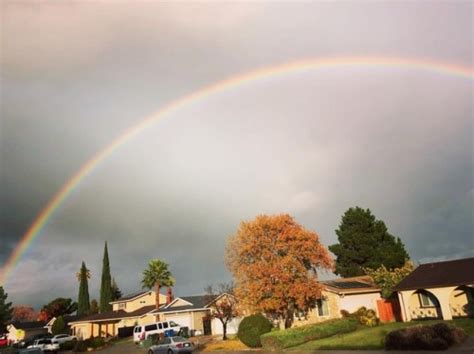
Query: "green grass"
290 318 474 350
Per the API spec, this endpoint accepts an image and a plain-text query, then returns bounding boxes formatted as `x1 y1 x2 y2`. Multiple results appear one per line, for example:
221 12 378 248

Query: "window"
134 326 141 333
145 324 157 331
419 292 436 307
163 322 169 329
316 299 329 316
118 302 126 310
169 321 178 327
158 323 163 329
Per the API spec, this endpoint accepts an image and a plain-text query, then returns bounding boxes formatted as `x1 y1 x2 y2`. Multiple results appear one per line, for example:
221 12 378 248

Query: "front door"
202 318 211 335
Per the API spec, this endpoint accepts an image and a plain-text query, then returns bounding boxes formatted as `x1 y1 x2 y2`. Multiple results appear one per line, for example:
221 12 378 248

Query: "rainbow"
1 56 472 285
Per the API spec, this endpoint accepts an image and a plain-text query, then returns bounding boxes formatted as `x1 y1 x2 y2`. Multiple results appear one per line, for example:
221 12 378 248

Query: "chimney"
166 287 173 305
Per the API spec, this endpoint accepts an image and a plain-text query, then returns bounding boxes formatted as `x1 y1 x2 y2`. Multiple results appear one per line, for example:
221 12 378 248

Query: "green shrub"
237 313 273 348
60 340 77 350
85 336 105 348
261 318 358 350
73 340 88 352
353 307 380 327
384 323 467 350
51 316 67 335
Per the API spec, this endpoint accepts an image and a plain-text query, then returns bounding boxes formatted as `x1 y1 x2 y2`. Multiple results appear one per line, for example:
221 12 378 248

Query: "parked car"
27 338 60 353
148 336 194 354
134 321 181 342
51 334 77 344
0 334 8 347
17 334 52 348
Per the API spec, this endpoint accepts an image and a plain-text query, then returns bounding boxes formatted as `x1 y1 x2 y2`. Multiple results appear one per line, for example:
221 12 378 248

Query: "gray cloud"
1 1 472 307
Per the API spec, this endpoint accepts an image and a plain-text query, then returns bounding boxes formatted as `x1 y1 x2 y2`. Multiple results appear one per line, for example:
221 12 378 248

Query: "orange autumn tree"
226 214 333 328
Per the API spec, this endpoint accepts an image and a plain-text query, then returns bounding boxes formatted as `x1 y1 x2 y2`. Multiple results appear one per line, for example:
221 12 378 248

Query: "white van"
134 321 181 343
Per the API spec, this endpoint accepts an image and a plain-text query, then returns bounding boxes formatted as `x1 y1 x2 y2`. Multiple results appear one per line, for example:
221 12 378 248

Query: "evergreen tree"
51 315 67 335
0 286 12 333
329 207 409 277
111 278 122 301
77 261 91 316
89 299 99 315
99 241 113 313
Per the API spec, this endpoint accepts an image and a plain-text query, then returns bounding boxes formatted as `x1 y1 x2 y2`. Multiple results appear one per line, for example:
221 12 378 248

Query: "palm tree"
142 260 175 311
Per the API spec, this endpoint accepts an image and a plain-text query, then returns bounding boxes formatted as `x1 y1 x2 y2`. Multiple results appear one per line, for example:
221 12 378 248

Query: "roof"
110 290 150 303
70 305 156 323
9 321 46 330
322 276 380 294
149 295 216 314
394 257 474 291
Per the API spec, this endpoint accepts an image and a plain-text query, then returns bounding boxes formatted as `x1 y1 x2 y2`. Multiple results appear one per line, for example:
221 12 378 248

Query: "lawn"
202 337 250 352
290 318 474 350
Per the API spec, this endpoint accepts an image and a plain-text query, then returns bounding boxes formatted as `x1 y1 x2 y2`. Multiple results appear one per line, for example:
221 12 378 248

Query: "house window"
118 303 126 310
419 293 436 307
316 299 329 316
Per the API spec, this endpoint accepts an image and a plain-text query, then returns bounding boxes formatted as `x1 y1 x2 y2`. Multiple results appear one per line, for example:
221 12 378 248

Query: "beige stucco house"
395 257 474 321
69 291 239 339
291 276 382 327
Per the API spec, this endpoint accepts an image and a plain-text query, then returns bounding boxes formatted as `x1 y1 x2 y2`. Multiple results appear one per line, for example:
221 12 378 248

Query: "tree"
89 299 99 315
41 298 77 321
204 283 239 340
99 241 113 313
77 262 91 316
111 278 122 301
329 207 409 277
142 260 175 312
226 214 333 329
12 305 37 322
0 287 13 332
365 261 415 298
51 315 67 335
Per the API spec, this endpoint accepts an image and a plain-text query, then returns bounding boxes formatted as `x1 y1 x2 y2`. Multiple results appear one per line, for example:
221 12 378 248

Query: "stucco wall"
112 292 166 312
338 292 381 313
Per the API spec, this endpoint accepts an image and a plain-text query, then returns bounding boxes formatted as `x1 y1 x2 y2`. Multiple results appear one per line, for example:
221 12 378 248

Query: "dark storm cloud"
1 1 472 306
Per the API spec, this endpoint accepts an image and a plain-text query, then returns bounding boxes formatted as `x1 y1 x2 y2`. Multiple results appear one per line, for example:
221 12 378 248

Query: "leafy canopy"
226 214 333 328
0 286 13 332
329 207 409 277
41 298 77 321
364 261 415 298
51 315 67 335
141 259 175 290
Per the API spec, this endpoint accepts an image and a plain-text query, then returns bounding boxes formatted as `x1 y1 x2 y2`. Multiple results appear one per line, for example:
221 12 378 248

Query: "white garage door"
165 313 193 330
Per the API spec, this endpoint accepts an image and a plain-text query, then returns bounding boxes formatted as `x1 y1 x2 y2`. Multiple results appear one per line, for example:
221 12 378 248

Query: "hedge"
237 314 273 348
385 323 467 350
261 318 357 350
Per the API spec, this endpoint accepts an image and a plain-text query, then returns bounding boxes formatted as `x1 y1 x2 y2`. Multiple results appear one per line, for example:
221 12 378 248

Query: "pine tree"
77 261 91 316
99 241 113 313
0 286 12 333
111 278 122 301
329 207 409 277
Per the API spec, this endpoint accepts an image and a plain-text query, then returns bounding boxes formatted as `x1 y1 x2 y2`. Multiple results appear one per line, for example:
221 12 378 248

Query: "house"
395 257 474 321
291 276 382 327
6 321 47 344
69 290 165 339
69 290 240 339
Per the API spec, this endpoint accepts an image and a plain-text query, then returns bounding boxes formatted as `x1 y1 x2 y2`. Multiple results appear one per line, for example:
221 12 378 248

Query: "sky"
0 1 472 307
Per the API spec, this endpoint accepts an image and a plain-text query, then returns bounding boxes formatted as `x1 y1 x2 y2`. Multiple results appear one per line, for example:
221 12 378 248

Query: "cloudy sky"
1 1 472 307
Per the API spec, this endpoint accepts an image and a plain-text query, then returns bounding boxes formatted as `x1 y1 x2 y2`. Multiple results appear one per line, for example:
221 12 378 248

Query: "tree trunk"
222 322 227 341
155 282 161 321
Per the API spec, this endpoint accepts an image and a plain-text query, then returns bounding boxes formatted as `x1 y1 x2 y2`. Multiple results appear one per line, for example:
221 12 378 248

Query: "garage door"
211 317 240 335
165 314 193 330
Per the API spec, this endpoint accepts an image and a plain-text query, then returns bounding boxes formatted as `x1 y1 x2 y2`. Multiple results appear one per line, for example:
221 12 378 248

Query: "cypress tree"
77 261 90 316
99 241 113 313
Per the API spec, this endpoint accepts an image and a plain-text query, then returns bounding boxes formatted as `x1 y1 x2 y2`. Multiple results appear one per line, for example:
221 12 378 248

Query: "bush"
353 307 380 327
340 309 351 318
237 313 273 348
73 340 88 352
51 316 67 335
60 340 77 350
384 323 467 350
261 318 357 350
85 336 106 348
